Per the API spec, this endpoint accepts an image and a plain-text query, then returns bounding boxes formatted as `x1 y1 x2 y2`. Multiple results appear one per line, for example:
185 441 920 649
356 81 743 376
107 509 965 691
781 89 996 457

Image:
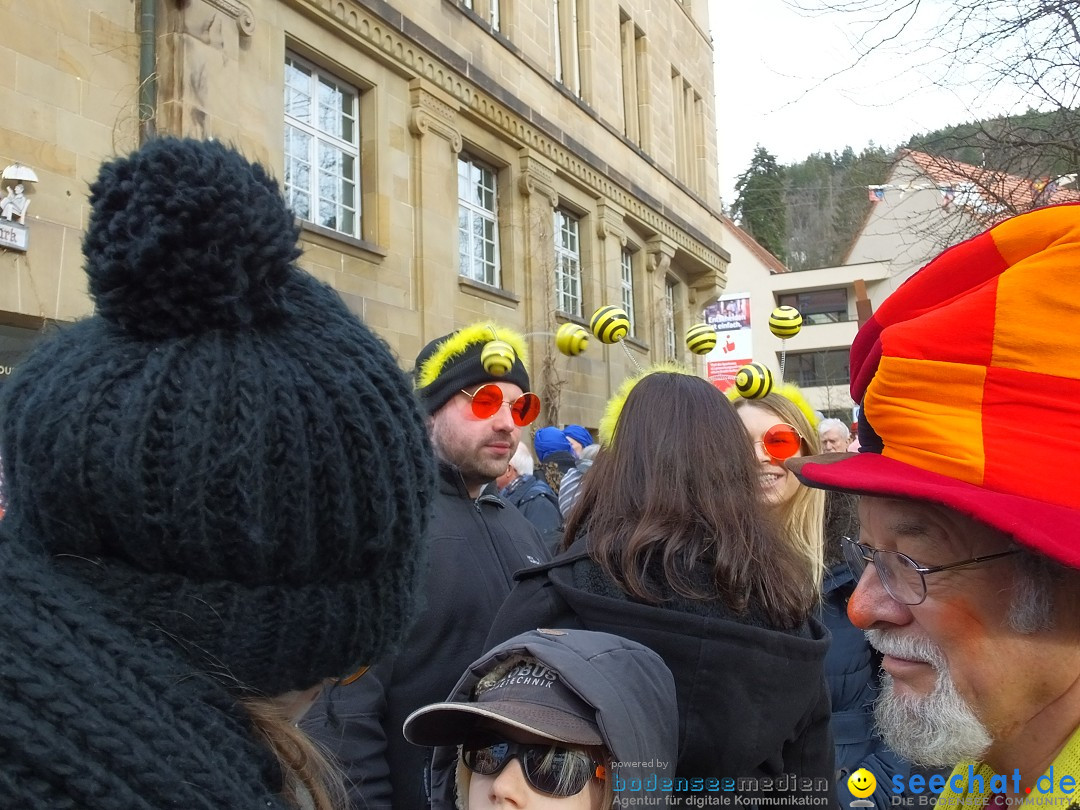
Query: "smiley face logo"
847 768 877 799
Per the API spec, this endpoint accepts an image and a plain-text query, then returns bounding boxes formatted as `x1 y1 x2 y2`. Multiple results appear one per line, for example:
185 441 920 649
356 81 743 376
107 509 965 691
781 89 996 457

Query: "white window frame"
620 247 636 335
458 155 501 287
283 54 360 238
664 278 678 360
554 209 583 317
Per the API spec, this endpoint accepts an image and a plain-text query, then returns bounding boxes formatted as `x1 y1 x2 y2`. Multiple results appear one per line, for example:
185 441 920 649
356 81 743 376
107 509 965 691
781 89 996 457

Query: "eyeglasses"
461 733 605 797
338 665 369 686
460 385 541 427
753 423 805 462
841 536 1022 606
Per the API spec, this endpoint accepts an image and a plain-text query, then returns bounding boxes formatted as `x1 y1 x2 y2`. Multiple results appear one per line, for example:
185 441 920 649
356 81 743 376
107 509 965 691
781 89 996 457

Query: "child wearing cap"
405 628 678 809
487 370 833 802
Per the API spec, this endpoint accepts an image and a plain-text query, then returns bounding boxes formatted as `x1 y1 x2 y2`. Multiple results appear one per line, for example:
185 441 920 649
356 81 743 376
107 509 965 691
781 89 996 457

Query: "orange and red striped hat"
790 202 1080 568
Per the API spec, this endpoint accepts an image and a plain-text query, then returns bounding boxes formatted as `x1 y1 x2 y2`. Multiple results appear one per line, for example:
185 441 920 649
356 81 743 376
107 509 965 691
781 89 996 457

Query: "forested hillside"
732 109 1080 271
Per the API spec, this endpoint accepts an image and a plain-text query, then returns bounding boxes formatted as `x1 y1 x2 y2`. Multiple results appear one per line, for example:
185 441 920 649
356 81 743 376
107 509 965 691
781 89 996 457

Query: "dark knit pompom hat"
414 321 532 414
0 137 435 696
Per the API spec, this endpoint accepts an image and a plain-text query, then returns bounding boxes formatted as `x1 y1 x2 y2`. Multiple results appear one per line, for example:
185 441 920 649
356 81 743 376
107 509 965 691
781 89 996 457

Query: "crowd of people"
4 136 1080 810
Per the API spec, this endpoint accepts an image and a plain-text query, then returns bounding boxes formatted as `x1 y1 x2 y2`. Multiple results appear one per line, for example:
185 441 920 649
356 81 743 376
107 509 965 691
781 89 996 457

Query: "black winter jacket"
823 563 910 807
485 537 835 804
500 474 563 552
301 462 550 810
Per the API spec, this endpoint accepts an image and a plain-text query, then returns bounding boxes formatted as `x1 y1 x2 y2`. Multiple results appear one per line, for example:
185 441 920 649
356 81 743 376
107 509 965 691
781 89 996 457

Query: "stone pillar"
517 150 560 424
595 201 637 389
408 80 462 344
646 235 677 362
158 0 254 141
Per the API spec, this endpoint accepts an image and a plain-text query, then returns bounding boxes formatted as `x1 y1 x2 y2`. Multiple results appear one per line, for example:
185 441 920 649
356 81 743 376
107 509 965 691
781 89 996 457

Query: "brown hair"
244 696 347 810
565 372 814 628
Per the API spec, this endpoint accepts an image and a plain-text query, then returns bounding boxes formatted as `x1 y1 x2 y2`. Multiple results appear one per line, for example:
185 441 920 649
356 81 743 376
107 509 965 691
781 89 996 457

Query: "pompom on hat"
0 137 435 696
414 322 532 414
788 203 1080 569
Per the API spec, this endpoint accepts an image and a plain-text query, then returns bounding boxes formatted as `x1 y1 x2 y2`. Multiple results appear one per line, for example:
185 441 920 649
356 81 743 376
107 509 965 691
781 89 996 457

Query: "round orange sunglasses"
460 385 541 427
755 423 805 461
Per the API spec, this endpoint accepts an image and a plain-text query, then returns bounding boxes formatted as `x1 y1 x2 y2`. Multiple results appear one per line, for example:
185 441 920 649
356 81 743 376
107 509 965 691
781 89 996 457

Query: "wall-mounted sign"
703 293 753 392
0 221 28 252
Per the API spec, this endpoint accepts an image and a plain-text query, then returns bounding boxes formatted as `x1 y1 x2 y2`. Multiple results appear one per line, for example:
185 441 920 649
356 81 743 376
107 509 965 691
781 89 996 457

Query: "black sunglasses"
461 733 604 797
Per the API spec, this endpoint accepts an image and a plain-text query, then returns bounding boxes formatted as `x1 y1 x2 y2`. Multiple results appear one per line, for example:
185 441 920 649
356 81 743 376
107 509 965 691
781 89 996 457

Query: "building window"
619 14 648 148
283 54 360 238
670 68 704 192
554 209 582 316
553 0 582 96
462 0 500 29
620 248 636 335
778 288 849 325
458 156 501 286
664 277 678 360
788 349 851 388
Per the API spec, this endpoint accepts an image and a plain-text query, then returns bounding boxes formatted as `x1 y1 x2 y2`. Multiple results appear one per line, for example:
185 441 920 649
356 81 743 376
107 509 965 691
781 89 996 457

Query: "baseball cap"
403 652 602 747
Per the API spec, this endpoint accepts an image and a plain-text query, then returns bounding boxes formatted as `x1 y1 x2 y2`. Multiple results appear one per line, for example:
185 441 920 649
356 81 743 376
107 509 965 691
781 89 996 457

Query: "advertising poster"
703 293 753 392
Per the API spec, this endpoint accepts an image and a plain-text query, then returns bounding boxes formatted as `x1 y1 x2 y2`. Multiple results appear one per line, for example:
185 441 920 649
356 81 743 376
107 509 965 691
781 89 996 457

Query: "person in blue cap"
534 426 577 497
562 425 594 457
558 426 597 520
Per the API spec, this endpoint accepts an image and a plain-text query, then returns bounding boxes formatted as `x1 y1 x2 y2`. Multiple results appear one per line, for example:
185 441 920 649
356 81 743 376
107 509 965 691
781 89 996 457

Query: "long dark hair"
564 372 814 628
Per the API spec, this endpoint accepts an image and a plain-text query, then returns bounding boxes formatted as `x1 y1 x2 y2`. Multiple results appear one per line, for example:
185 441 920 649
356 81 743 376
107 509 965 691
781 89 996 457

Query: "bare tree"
785 0 1080 176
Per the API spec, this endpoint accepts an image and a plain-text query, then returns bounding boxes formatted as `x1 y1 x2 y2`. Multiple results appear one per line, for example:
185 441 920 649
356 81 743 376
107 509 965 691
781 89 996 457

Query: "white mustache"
865 629 947 670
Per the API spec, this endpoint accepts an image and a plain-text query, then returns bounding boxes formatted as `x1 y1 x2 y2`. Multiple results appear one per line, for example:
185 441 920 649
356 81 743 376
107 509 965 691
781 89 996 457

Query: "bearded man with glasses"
788 204 1080 806
303 322 550 810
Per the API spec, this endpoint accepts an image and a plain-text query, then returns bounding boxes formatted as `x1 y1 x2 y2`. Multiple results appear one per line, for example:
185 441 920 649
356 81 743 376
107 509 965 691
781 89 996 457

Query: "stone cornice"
206 0 256 35
646 235 676 275
596 201 627 245
291 0 725 270
518 152 558 208
409 83 463 152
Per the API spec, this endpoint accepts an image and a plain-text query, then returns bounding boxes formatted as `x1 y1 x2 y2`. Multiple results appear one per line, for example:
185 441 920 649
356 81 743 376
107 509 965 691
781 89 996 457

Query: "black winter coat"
823 563 911 807
485 537 835 804
301 462 550 810
500 474 563 552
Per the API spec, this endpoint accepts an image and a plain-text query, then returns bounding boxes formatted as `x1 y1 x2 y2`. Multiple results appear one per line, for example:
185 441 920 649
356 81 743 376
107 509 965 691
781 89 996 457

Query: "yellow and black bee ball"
769 306 803 339
735 363 773 399
481 339 516 376
685 323 717 355
590 305 630 344
556 322 589 356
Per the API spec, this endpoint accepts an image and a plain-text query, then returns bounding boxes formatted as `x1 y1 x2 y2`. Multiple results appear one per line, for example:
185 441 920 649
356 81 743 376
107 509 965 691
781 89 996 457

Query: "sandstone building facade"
1 0 729 428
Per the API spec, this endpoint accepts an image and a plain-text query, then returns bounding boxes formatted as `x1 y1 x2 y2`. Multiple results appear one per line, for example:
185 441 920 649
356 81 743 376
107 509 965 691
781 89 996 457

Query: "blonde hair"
732 391 826 591
243 696 347 810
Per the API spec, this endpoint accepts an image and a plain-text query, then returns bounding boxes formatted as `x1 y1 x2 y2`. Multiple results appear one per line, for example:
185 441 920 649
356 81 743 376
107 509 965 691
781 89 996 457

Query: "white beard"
866 629 993 767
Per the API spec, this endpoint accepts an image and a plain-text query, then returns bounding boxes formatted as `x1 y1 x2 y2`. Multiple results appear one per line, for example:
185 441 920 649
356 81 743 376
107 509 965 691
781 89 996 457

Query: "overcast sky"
709 0 1029 207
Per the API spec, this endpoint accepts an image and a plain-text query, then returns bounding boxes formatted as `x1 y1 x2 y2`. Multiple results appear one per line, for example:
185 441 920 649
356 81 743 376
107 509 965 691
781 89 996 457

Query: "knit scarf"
0 536 295 808
937 725 1080 808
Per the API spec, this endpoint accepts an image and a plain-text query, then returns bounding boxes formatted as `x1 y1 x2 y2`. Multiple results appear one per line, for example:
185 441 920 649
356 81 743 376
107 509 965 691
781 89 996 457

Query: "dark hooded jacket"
423 628 680 808
486 537 835 803
824 563 910 807
500 474 563 552
301 461 550 810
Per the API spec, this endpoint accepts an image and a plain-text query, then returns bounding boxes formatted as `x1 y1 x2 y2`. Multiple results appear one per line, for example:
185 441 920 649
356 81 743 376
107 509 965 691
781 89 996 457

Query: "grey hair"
818 417 849 438
508 442 535 477
1007 551 1063 633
